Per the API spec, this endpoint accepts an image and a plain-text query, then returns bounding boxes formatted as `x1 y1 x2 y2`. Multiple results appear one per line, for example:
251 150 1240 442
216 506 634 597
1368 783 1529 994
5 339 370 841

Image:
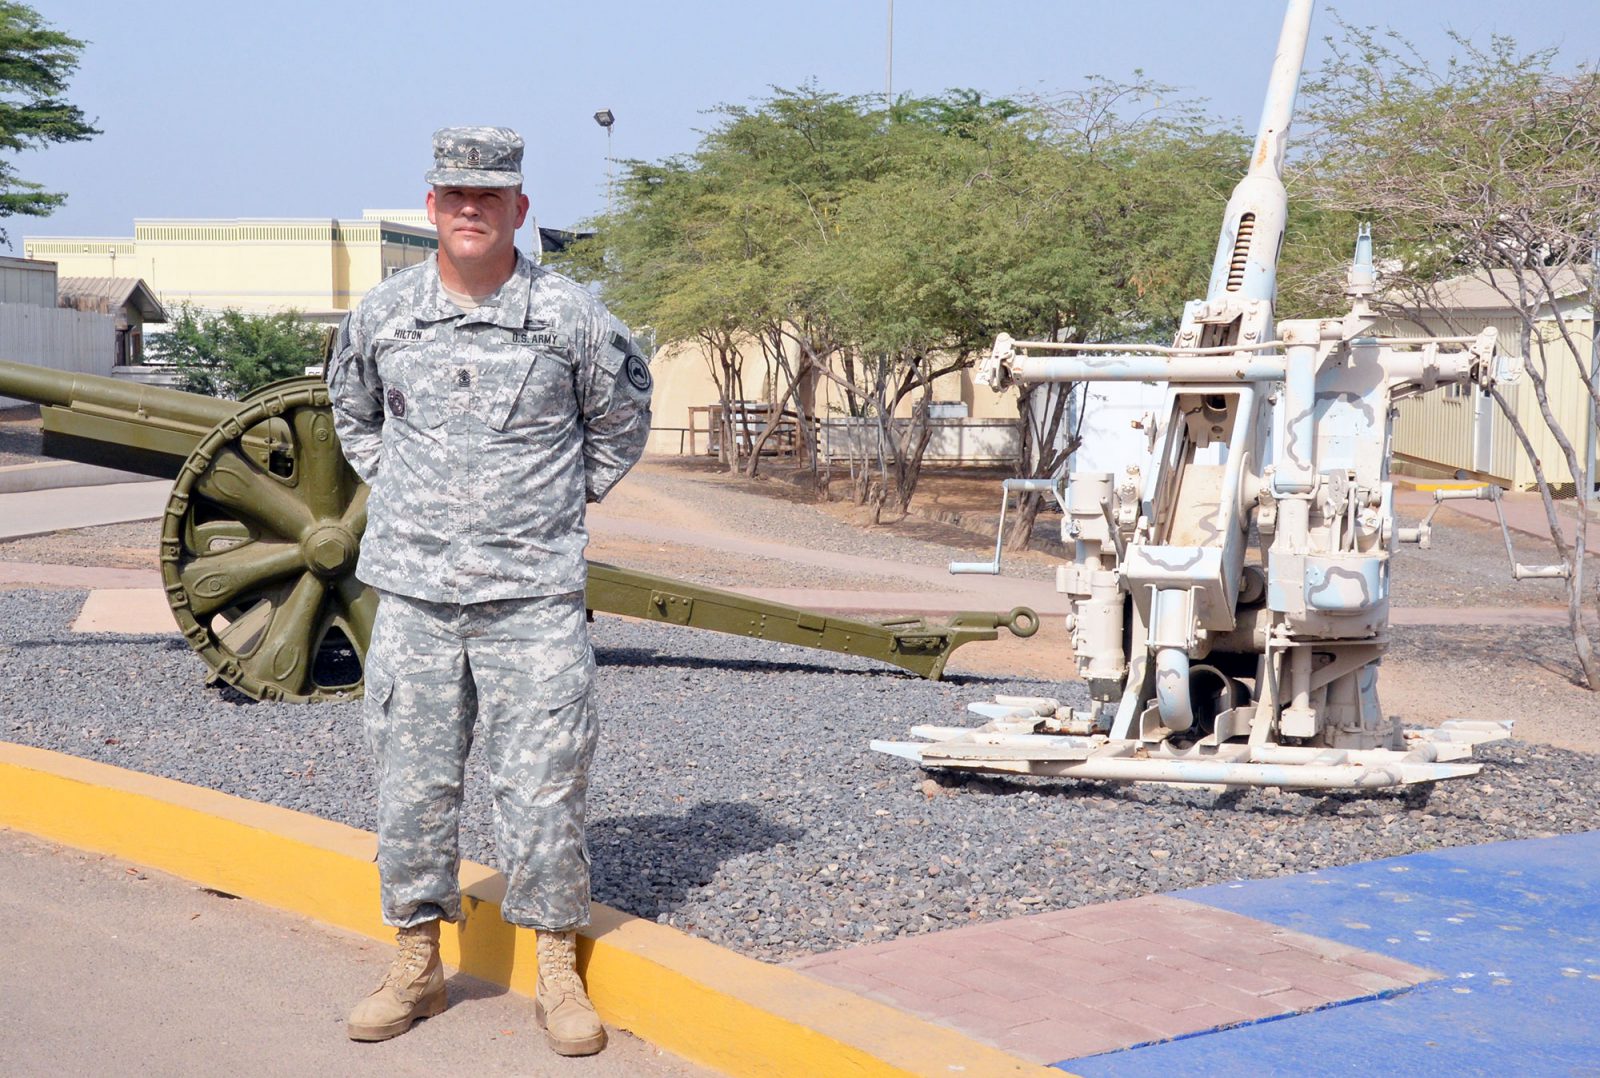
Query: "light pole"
885 0 894 104
593 108 615 220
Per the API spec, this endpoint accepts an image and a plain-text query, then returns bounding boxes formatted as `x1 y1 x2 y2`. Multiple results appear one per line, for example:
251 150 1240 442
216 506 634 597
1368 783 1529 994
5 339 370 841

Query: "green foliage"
0 1 100 245
552 80 1247 505
559 81 1243 361
148 305 329 400
1285 19 1600 307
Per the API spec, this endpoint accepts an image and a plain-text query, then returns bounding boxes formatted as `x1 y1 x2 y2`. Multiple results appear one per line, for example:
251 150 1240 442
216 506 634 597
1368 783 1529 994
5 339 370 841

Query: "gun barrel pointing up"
1202 0 1316 308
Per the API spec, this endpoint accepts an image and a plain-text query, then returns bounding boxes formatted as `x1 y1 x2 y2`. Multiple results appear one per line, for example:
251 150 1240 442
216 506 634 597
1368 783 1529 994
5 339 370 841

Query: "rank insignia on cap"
425 126 524 188
386 387 407 418
624 354 652 392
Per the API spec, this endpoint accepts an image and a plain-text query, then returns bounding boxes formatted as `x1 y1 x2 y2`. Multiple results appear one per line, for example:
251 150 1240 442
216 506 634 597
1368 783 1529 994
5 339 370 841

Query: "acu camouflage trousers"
363 589 598 932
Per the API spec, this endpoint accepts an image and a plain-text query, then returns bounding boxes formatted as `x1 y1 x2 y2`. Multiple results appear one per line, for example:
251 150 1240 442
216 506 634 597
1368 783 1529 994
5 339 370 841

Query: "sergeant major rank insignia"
386 387 407 418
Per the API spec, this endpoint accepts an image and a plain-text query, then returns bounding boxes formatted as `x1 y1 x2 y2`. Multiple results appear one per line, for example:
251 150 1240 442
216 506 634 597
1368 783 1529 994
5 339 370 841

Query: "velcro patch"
386 387 407 417
624 354 652 392
379 328 431 343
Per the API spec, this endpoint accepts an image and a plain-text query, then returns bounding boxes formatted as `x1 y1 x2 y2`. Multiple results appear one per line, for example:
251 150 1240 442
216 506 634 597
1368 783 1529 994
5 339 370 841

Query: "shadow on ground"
589 800 803 921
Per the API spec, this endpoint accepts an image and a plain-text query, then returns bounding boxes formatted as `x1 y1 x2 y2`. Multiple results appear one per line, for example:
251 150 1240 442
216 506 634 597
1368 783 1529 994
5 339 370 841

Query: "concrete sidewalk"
0 478 169 540
0 828 702 1078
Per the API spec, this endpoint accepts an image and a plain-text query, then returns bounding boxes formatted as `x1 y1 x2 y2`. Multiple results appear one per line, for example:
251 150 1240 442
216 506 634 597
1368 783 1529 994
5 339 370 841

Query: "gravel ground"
0 519 161 570
1390 508 1573 608
0 407 44 468
5 588 1598 964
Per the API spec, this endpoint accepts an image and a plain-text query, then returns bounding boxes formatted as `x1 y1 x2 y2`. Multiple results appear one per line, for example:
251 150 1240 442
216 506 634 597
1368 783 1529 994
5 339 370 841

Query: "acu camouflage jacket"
328 252 652 604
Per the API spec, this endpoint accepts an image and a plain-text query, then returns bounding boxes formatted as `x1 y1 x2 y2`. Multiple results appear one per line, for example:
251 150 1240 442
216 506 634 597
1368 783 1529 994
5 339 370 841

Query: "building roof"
0 254 56 274
362 208 432 227
57 277 168 322
1421 266 1593 311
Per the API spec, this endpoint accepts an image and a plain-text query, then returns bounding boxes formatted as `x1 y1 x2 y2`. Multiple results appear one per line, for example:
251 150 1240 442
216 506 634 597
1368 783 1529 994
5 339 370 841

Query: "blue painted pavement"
1064 832 1600 1077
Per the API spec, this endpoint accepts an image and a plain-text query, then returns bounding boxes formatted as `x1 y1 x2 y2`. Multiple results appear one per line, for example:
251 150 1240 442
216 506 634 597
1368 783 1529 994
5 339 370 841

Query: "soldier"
327 126 652 1057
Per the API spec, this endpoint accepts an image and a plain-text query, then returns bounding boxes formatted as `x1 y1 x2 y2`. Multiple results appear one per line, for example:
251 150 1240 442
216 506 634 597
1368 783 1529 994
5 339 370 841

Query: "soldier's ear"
425 189 438 226
513 190 530 230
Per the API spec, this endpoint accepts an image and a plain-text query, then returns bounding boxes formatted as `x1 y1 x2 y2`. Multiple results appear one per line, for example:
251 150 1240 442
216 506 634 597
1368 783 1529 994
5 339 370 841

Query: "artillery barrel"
0 358 243 478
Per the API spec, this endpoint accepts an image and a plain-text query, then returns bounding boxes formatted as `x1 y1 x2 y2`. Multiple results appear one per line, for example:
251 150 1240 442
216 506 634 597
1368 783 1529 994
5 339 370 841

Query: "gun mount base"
874 704 1513 790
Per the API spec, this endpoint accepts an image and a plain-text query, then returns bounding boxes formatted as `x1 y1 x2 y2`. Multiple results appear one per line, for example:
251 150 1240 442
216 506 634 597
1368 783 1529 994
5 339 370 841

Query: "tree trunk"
1006 492 1044 553
1490 383 1598 688
744 370 805 478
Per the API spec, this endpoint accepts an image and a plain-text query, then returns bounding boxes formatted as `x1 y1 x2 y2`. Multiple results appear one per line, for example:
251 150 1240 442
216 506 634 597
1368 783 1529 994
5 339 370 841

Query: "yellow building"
1390 269 1596 491
23 210 437 324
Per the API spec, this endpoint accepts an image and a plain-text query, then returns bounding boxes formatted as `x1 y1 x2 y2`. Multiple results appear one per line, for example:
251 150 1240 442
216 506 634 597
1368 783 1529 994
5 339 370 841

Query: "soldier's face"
427 185 530 265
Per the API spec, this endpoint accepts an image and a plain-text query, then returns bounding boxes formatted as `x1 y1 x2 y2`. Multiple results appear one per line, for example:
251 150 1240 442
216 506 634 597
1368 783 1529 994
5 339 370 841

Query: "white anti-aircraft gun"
875 0 1519 790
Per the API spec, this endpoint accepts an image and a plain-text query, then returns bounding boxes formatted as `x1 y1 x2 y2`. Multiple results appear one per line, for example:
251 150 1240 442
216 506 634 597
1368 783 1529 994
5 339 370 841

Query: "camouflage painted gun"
0 361 1037 701
877 0 1517 789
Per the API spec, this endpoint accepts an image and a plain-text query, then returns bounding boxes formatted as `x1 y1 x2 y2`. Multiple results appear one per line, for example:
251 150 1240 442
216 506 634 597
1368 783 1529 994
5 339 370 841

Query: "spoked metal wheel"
160 379 375 702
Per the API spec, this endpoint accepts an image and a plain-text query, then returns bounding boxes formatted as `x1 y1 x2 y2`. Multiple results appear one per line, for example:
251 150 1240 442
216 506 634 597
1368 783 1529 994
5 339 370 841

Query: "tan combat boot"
535 930 606 1056
347 920 447 1041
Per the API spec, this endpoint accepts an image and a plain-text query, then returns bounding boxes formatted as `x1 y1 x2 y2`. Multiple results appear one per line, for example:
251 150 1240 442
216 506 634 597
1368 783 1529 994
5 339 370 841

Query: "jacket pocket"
385 376 448 430
483 353 541 432
377 346 449 430
485 351 575 432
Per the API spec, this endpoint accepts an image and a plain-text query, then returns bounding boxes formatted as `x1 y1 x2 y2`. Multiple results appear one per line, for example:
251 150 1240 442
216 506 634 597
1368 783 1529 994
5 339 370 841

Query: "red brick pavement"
788 894 1437 1065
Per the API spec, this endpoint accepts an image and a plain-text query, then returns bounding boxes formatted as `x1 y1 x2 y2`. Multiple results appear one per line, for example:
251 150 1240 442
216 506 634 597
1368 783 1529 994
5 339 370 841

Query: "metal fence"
817 416 1019 465
0 302 115 408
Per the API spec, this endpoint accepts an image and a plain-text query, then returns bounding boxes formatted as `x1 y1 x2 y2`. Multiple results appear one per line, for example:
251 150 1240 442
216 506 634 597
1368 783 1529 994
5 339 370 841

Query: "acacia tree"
700 88 885 479
0 2 99 246
991 80 1245 548
569 85 979 492
812 96 1014 518
1293 24 1600 687
566 83 1249 529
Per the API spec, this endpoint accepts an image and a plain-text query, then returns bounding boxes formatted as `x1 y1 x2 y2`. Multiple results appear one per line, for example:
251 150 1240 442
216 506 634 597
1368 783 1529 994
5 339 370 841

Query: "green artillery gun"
0 359 1037 701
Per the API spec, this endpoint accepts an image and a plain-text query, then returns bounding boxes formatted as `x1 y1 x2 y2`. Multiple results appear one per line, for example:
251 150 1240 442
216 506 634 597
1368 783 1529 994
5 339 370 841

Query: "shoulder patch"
624 354 652 392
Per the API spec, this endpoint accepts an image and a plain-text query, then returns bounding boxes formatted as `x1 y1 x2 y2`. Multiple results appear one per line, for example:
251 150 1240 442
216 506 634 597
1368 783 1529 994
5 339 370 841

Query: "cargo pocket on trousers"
525 650 596 710
364 666 395 708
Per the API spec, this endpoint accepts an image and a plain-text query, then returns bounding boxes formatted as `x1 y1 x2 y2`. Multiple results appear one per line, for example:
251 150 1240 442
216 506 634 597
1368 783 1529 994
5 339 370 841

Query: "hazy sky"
12 0 1599 250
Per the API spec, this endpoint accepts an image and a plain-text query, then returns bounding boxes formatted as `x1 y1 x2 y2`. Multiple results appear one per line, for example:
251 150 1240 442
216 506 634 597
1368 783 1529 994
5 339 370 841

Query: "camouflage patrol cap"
425 126 524 188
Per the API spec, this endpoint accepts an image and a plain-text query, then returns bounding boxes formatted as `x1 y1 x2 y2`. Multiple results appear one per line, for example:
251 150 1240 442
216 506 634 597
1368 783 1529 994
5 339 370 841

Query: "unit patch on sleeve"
624 354 652 392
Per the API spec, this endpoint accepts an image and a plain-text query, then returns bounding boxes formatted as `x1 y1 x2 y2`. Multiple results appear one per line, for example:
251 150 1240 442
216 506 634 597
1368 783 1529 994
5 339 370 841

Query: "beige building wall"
24 212 436 324
1391 304 1594 489
643 331 1019 458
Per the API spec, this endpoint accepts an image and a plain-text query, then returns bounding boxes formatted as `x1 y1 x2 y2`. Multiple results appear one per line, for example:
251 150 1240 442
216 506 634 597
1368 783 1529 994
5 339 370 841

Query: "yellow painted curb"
0 741 1061 1077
